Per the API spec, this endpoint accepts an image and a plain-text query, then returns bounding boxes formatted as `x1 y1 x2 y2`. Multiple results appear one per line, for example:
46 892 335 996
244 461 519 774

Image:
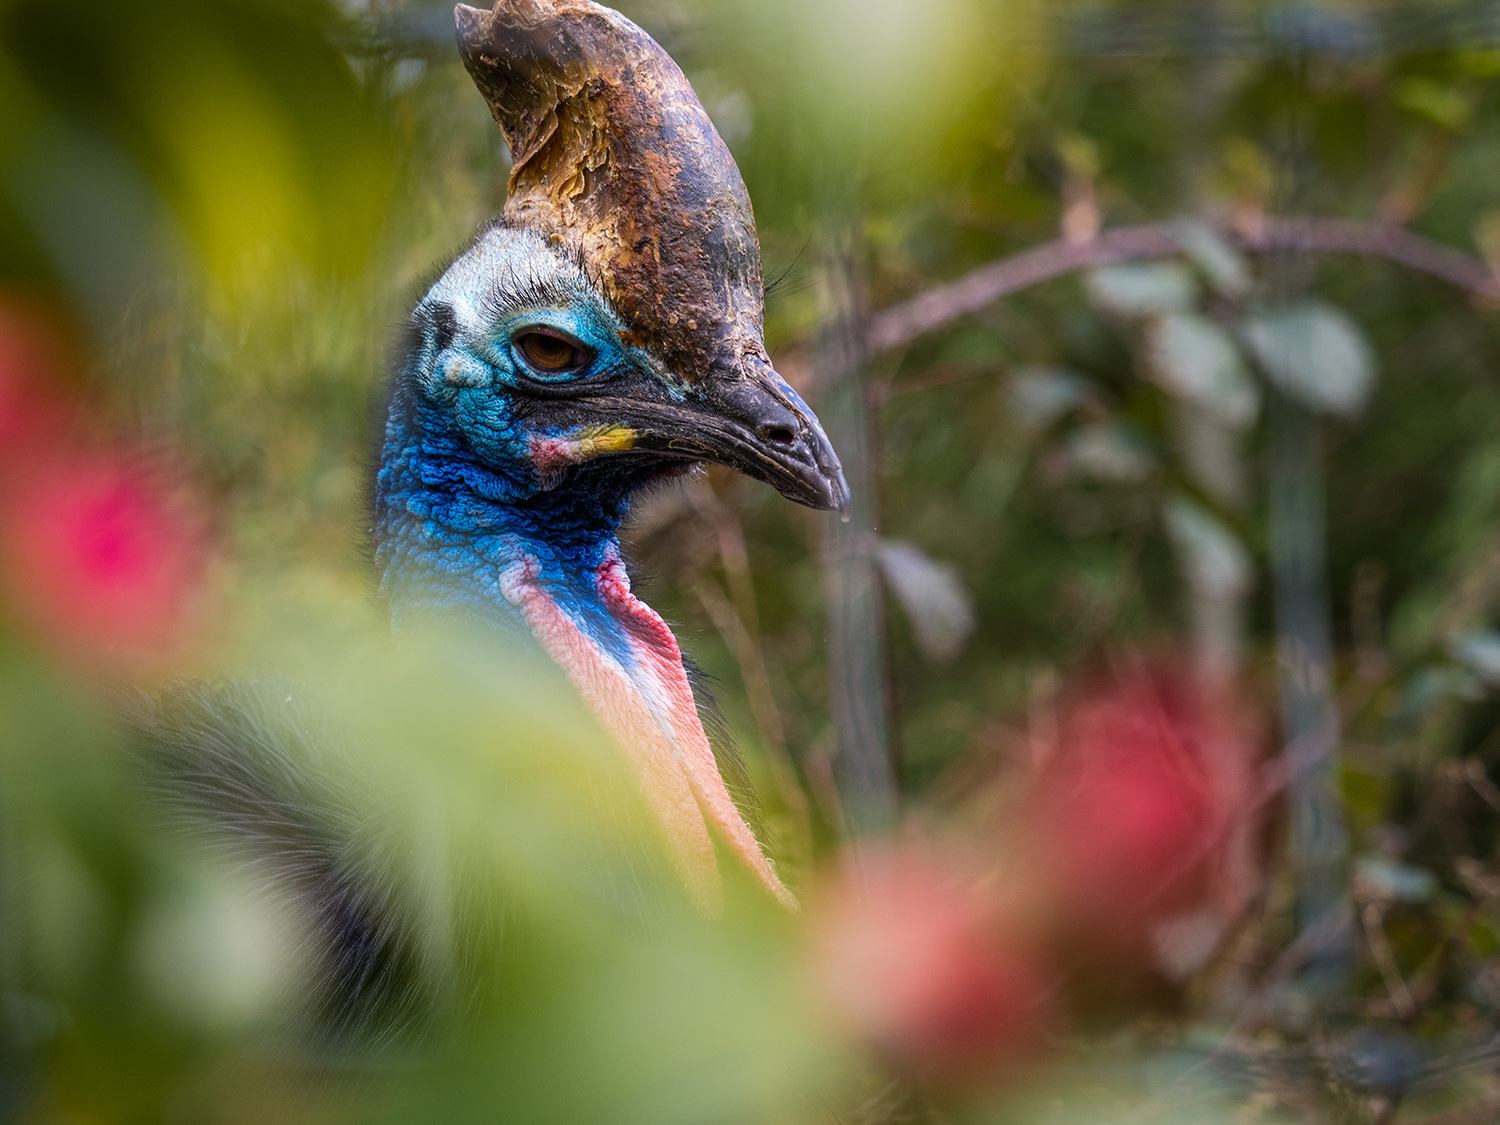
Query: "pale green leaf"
1085 262 1197 318
1172 219 1252 298
1063 422 1155 482
1006 366 1093 431
1354 855 1437 904
878 540 976 665
1241 301 1376 416
1146 313 1259 427
1450 629 1500 686
1163 496 1252 598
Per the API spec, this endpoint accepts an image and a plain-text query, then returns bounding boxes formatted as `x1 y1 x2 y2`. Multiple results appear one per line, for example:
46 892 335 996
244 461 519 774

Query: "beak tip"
832 474 851 517
801 424 849 515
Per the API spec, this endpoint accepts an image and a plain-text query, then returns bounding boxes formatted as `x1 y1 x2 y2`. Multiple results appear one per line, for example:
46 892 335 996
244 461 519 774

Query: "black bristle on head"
763 237 815 301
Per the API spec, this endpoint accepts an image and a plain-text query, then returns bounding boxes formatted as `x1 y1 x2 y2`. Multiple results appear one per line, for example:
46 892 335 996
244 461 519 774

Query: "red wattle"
500 551 796 912
595 554 797 911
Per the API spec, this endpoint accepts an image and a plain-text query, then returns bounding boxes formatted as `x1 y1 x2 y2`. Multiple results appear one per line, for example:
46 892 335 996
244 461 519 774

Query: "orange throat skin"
500 549 797 914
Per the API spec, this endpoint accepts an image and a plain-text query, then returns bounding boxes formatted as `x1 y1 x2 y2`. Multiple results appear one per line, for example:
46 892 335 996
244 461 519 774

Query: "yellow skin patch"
530 425 637 481
577 425 636 456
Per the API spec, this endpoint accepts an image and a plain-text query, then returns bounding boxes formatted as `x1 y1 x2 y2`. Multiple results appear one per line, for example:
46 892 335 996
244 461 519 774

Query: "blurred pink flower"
0 454 207 670
1019 664 1259 966
0 298 208 672
809 845 1047 1079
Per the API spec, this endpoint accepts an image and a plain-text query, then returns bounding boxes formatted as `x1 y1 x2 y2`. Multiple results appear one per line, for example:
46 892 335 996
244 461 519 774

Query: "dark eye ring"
514 330 588 374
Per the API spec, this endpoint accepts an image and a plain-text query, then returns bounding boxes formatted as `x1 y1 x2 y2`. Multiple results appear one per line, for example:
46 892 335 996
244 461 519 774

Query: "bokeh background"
7 0 1500 1121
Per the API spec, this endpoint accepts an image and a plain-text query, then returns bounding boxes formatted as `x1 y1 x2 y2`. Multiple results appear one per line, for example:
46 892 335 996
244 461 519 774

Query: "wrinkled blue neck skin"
373 223 680 667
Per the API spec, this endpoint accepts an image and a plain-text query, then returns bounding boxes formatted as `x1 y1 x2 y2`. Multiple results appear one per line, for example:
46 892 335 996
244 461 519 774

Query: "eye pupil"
518 332 581 372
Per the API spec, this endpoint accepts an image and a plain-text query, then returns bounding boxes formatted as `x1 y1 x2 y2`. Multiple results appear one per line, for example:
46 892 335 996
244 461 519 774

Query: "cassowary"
130 0 846 1034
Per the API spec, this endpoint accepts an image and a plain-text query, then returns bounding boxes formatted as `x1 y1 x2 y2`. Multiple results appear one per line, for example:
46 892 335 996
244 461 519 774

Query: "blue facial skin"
374 222 688 666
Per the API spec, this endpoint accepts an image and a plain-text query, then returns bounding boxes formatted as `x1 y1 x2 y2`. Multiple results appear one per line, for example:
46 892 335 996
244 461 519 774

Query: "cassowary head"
374 0 846 913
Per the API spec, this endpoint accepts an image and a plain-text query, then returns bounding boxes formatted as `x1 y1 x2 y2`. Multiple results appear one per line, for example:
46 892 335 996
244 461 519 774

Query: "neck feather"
373 377 794 912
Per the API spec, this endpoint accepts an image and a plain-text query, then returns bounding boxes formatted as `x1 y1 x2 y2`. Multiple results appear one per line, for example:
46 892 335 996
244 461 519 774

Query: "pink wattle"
501 551 797 913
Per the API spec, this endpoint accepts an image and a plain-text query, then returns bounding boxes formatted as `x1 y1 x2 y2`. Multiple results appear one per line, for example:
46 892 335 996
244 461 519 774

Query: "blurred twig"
1359 898 1416 1020
856 217 1500 359
1226 898 1354 1032
1267 391 1354 986
1048 1 1500 59
816 227 899 836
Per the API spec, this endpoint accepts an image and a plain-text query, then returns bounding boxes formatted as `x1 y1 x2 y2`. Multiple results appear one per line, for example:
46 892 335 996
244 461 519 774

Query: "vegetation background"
6 0 1500 1121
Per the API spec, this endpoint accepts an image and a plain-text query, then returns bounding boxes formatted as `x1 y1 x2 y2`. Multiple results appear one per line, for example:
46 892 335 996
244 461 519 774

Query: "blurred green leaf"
1172 219 1252 299
1006 367 1094 432
1448 629 1500 687
1354 854 1437 904
878 539 977 665
1085 262 1197 319
1397 77 1473 131
1060 422 1154 483
1162 496 1251 599
1146 313 1259 427
1241 301 1376 417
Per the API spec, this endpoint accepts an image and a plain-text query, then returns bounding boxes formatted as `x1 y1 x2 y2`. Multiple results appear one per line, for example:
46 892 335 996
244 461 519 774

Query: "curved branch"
865 217 1500 355
867 224 1179 353
1248 216 1500 298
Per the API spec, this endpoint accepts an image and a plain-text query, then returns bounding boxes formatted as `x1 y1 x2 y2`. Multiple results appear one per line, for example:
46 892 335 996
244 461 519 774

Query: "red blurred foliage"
1018 663 1261 973
0 297 208 672
0 457 206 669
808 667 1261 1072
0 298 74 454
808 845 1048 1081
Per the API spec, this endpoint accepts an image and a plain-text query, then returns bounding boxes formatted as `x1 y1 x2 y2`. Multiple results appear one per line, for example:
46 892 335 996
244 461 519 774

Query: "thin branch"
864 216 1500 356
868 224 1181 353
1463 757 1500 817
1250 216 1500 298
1169 898 1352 1071
1360 899 1417 1020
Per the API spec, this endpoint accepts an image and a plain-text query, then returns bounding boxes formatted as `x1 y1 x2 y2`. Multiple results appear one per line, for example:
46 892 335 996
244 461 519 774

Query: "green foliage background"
8 0 1500 1121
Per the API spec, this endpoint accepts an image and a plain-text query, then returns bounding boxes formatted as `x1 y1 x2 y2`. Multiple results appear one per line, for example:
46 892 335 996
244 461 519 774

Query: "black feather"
118 680 434 1048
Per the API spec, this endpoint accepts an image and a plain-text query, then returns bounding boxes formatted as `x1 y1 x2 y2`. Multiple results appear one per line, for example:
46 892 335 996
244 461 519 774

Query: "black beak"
579 360 850 512
684 360 850 513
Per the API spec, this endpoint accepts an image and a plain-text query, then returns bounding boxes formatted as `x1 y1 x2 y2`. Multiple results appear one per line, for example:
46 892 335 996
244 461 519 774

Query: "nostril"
759 424 797 446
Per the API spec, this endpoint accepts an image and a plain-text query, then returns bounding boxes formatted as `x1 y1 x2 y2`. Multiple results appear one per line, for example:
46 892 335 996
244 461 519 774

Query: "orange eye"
516 332 583 372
